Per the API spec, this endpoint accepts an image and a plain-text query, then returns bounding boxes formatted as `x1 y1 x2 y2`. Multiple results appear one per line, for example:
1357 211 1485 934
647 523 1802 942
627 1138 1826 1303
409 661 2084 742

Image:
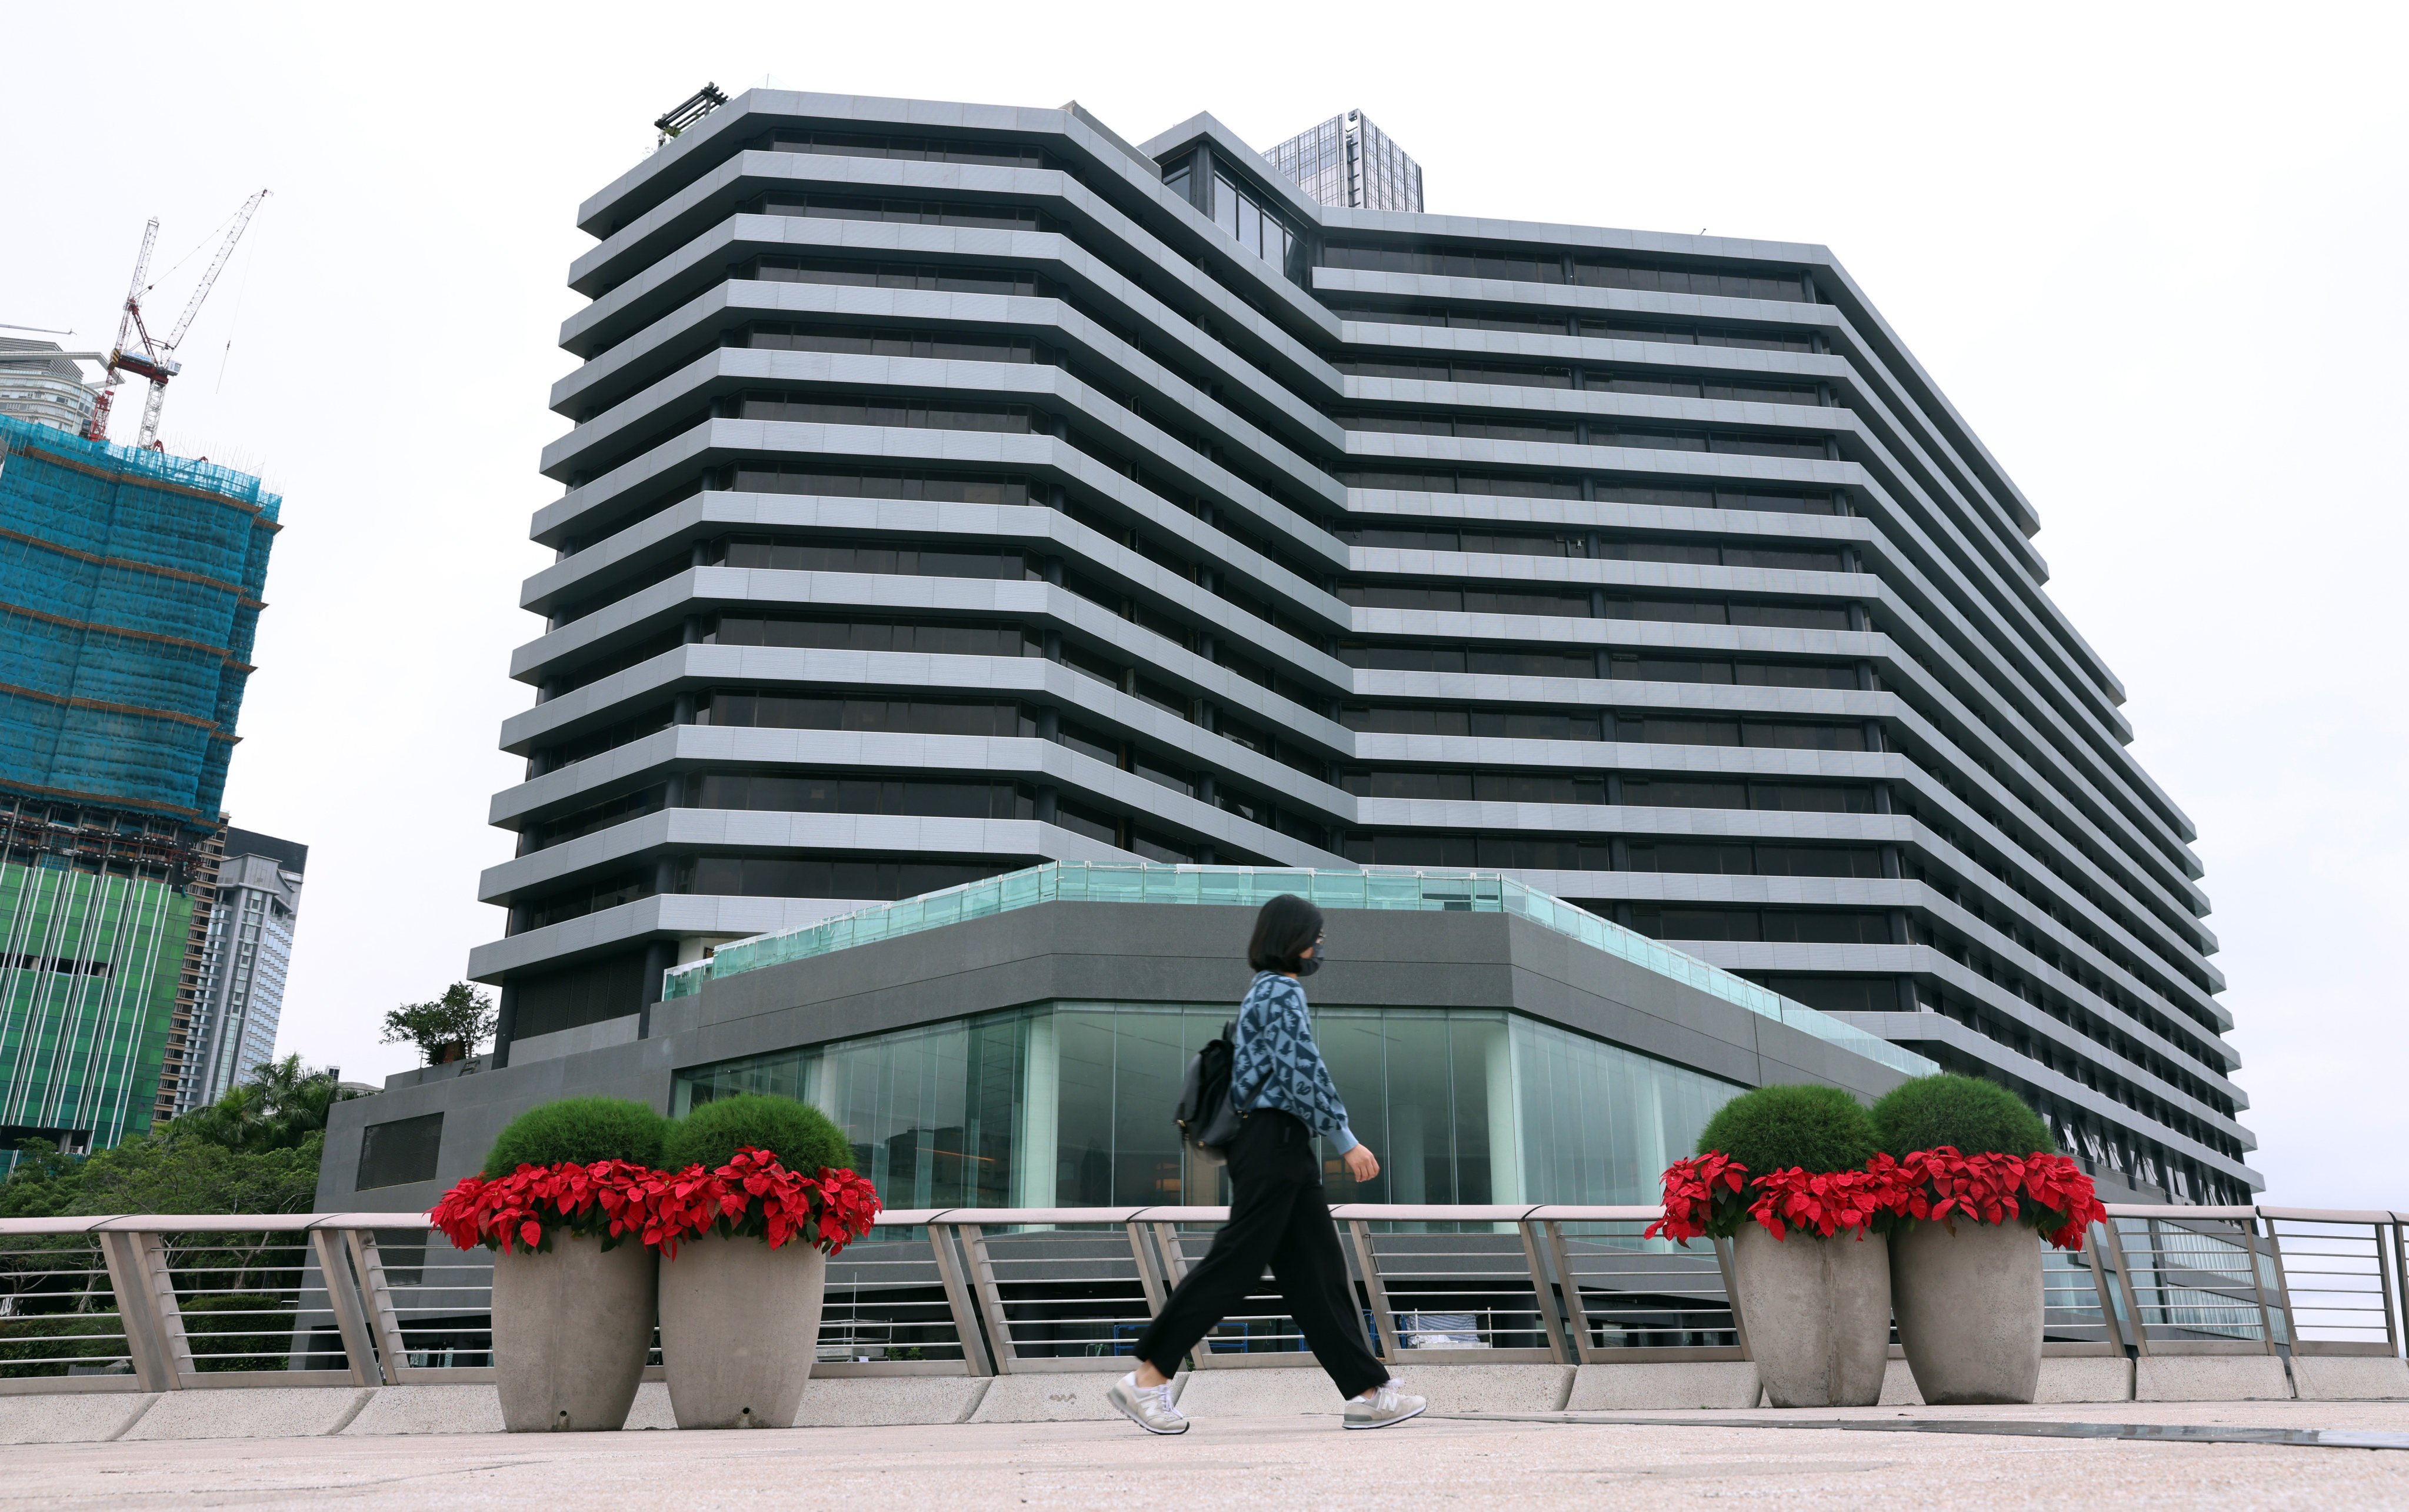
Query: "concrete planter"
658 1233 828 1428
491 1235 657 1431
1890 1218 2043 1404
1730 1225 1890 1407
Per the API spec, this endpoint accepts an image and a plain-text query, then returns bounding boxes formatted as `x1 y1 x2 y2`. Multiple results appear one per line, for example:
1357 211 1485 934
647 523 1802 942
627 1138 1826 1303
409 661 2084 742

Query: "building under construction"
0 412 279 1160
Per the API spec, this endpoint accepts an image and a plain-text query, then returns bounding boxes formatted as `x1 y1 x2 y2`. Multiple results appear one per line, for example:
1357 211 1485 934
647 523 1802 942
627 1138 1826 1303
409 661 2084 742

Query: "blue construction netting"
0 414 280 827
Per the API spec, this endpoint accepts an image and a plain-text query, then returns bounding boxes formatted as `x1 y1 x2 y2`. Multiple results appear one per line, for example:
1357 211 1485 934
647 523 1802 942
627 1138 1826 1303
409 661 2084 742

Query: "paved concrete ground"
4 1401 2407 1510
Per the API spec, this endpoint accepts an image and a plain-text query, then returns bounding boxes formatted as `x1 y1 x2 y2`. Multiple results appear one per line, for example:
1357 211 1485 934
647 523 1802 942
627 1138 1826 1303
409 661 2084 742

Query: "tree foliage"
381 982 498 1065
0 1057 358 1220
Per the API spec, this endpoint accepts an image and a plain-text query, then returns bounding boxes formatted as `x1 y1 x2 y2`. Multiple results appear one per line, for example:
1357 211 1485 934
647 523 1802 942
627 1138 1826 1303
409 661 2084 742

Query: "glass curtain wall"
674 1003 1741 1209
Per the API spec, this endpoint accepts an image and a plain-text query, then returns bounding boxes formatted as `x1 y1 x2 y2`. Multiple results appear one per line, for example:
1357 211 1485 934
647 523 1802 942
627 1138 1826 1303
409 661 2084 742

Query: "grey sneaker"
1107 1372 1189 1435
1343 1378 1427 1430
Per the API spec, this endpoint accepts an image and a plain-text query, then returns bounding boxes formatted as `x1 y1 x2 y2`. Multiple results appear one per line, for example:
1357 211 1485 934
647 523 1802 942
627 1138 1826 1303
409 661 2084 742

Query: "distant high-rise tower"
0 340 101 436
0 415 278 1161
1265 109 1425 211
180 828 306 1113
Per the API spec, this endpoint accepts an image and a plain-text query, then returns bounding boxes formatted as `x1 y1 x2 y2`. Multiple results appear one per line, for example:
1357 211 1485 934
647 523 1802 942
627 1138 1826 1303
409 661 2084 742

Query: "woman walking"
1107 894 1426 1434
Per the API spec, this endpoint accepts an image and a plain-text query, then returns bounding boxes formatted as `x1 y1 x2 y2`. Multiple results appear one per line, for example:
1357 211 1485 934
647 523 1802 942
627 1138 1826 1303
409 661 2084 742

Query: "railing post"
1343 1220 1396 1360
2252 1212 2293 1353
345 1230 417 1381
2081 1221 2127 1353
924 1222 994 1378
1125 1222 1168 1316
955 1225 1018 1374
2100 1217 2151 1357
1540 1220 1600 1364
1514 1218 1570 1365
309 1229 385 1386
96 1230 177 1392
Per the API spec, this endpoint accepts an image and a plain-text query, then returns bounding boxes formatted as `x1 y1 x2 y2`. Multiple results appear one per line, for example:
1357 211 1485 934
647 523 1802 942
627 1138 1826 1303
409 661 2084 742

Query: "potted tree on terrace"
649 1094 879 1429
1873 1075 2106 1405
1650 1084 1894 1408
429 1097 669 1432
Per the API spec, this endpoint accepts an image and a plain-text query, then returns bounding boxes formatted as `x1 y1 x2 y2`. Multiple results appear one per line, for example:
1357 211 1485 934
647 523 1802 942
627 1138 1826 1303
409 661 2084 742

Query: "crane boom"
163 190 267 352
86 191 270 449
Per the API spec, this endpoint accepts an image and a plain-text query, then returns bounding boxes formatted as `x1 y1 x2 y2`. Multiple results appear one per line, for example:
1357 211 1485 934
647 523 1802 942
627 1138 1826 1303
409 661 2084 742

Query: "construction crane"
85 189 269 448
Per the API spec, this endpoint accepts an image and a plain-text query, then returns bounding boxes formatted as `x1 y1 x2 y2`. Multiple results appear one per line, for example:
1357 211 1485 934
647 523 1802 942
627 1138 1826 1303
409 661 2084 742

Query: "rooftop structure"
465 91 2250 1208
1264 109 1425 211
0 414 280 1155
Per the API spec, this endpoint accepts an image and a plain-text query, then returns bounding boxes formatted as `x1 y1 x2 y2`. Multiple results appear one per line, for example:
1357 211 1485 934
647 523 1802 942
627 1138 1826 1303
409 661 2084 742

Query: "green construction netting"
0 414 279 824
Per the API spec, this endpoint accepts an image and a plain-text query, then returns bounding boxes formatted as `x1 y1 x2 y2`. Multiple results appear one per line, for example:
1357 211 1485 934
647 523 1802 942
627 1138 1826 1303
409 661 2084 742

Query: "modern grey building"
462 91 2253 1208
1265 111 1425 212
179 827 306 1112
0 339 101 435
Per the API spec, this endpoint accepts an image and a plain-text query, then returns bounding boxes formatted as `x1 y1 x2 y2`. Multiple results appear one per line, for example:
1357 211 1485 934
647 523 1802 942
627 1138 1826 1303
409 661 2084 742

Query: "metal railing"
1 1203 2400 1393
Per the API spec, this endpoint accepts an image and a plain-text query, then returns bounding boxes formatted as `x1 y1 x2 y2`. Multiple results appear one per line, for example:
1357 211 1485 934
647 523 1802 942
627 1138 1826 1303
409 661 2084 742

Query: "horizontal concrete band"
10 1356 2405 1443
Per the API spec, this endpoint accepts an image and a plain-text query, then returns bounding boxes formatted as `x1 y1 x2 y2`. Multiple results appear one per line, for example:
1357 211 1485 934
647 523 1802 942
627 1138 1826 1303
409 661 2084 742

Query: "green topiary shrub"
1695 1083 1877 1174
662 1094 854 1175
1871 1074 2055 1158
481 1096 667 1178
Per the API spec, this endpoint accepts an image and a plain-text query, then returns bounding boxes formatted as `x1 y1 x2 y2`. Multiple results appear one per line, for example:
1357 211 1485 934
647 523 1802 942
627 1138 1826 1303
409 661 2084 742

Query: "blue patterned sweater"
1228 971 1358 1153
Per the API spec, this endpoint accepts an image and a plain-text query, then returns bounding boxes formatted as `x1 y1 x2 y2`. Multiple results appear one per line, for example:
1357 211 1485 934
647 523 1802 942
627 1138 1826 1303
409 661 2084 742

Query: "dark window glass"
511 950 651 1038
753 192 1052 234
1630 905 1761 942
1753 974 1899 1014
734 394 1036 432
1747 782 1876 814
741 256 1049 298
1743 722 1868 752
1627 841 1754 875
693 773 1029 820
528 785 666 851
1611 655 1734 684
701 694 1031 736
1621 717 1742 747
1728 602 1854 631
1758 911 1893 944
721 539 1036 579
540 704 676 770
517 872 654 932
684 857 1016 900
710 618 1038 658
1735 662 1860 690
1621 778 1748 810
1720 546 1847 572
1752 845 1884 879
724 466 1031 505
355 1113 444 1190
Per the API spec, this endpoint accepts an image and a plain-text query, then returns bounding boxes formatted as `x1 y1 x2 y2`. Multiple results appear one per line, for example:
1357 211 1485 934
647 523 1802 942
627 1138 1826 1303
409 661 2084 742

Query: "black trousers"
1134 1109 1388 1398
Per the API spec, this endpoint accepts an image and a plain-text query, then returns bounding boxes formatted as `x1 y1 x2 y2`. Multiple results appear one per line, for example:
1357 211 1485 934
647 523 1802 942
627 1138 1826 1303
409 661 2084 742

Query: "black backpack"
1174 1020 1244 1164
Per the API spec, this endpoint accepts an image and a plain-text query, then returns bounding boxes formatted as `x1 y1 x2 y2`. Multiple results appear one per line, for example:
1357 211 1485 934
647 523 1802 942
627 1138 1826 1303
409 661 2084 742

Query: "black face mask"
1295 948 1324 978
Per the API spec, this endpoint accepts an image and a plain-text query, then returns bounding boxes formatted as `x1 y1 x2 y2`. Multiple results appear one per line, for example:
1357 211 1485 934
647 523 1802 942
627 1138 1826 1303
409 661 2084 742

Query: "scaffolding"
0 412 280 828
1 414 278 1155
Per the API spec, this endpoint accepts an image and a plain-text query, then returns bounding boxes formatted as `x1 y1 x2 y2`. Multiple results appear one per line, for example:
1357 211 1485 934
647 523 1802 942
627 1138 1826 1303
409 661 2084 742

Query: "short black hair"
1247 894 1325 974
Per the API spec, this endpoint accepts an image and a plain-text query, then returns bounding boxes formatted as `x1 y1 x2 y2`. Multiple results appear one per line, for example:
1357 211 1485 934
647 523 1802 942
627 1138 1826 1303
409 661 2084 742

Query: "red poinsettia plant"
1646 1147 2107 1251
647 1146 883 1258
428 1158 673 1255
1644 1152 1752 1243
1746 1153 1905 1241
1891 1146 2108 1250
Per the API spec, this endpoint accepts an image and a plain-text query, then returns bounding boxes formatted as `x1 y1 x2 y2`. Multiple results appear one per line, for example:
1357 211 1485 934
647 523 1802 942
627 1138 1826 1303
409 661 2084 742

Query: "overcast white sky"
4 4 2400 1204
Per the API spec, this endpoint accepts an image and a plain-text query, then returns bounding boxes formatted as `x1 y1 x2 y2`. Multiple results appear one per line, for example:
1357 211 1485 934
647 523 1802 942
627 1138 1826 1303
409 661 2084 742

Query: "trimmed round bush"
1695 1083 1877 1174
662 1094 854 1175
1872 1074 2055 1158
481 1096 667 1178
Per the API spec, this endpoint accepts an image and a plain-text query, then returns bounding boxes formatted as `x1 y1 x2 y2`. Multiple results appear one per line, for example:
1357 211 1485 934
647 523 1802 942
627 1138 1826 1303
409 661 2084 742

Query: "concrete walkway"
2 1401 2407 1510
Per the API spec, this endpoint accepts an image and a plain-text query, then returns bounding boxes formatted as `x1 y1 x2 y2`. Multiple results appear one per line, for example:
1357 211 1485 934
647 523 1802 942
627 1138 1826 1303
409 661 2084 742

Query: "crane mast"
84 190 268 448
